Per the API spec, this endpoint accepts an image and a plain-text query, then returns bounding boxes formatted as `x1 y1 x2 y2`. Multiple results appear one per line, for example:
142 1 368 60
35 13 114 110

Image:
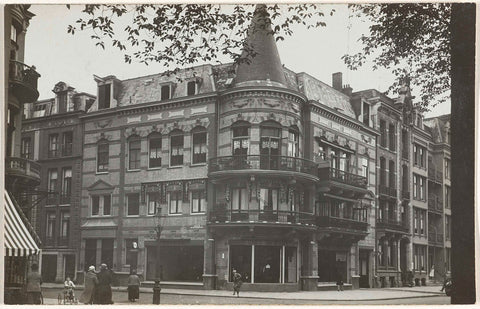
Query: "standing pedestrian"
232 269 242 297
127 269 141 302
25 263 42 304
94 263 114 304
335 259 344 292
80 265 98 305
429 265 435 281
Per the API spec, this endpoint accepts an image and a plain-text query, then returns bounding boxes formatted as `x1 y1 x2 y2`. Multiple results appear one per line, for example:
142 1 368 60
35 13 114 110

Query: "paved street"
41 285 450 305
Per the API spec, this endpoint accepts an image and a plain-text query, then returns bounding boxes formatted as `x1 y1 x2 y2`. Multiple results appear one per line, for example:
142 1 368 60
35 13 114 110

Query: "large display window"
229 244 297 283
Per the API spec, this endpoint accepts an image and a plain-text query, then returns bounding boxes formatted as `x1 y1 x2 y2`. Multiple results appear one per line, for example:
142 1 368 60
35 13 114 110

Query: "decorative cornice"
220 86 307 105
310 102 379 137
81 93 217 119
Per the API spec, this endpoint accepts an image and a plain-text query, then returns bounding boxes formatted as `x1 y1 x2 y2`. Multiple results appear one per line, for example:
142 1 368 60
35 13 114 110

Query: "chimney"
342 84 353 97
332 72 342 91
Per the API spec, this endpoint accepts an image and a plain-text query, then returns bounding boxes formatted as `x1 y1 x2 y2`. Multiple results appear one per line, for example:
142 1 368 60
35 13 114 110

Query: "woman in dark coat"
335 259 344 291
94 264 114 304
127 270 141 302
80 265 98 304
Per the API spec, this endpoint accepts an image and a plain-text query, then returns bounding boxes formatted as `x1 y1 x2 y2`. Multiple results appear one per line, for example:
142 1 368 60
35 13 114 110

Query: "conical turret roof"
234 4 287 88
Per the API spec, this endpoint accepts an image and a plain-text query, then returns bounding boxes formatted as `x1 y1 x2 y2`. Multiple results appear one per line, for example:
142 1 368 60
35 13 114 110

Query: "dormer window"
362 102 371 126
98 83 111 110
187 81 197 96
161 85 171 100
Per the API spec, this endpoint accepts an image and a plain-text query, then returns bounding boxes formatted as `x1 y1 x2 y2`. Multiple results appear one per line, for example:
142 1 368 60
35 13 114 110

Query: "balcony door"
260 123 281 169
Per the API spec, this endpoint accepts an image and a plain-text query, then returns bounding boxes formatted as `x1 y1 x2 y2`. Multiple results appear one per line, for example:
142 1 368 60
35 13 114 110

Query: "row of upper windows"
22 132 75 159
97 127 207 172
90 191 206 217
98 80 200 110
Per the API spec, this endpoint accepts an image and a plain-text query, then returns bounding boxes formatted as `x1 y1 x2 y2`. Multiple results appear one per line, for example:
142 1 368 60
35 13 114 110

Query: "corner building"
76 6 377 291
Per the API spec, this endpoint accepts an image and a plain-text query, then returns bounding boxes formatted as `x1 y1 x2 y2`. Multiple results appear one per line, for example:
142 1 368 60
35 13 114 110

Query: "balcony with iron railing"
428 166 444 183
209 155 319 181
376 217 409 233
379 185 397 198
318 167 367 189
208 207 316 228
316 216 369 233
5 156 41 186
428 195 443 213
428 231 444 246
58 236 69 247
402 190 410 200
9 60 40 103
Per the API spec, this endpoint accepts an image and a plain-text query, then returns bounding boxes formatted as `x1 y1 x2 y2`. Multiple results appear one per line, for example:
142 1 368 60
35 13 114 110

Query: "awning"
4 192 40 256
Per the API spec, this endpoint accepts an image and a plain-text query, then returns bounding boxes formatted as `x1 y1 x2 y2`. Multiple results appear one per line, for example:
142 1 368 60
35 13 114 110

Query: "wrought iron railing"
376 217 409 232
9 60 40 90
5 157 41 180
60 194 71 204
402 190 410 199
316 216 369 232
209 209 316 226
428 232 444 245
428 166 444 182
428 195 443 212
318 167 367 188
209 155 318 177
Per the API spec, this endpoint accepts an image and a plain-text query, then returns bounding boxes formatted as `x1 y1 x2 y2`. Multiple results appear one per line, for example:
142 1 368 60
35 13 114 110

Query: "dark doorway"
64 254 76 280
101 239 114 268
41 255 57 282
84 239 97 271
318 250 347 282
359 249 370 288
230 245 252 283
254 245 281 283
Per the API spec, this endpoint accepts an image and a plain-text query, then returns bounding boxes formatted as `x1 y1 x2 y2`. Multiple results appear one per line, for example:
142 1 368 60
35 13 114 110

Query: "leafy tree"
67 4 331 74
342 3 451 110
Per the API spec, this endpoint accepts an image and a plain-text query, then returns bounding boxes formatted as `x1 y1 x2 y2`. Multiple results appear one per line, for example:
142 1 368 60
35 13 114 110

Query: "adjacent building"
22 5 451 291
22 83 95 282
4 4 42 304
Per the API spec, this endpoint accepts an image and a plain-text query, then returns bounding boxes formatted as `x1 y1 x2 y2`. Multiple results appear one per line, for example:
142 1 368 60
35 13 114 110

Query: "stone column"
407 241 413 271
55 253 64 282
203 230 217 289
300 235 319 290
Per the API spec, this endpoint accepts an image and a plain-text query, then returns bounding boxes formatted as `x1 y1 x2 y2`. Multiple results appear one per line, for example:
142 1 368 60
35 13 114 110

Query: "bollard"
153 280 161 304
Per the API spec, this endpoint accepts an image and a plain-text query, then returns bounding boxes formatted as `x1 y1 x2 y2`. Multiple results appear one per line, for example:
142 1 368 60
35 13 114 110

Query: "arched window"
192 126 207 164
97 139 109 172
231 121 250 157
170 129 184 166
287 126 299 157
260 121 281 169
128 135 141 170
148 133 162 168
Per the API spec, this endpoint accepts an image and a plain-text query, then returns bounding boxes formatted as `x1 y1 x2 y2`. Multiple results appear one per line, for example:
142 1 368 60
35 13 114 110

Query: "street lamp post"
153 206 163 304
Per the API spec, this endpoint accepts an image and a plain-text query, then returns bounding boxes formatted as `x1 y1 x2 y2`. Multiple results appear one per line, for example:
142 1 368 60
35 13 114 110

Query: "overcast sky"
24 4 450 117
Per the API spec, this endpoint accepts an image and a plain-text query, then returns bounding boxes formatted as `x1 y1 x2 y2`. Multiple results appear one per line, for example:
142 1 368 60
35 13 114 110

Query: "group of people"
79 263 115 304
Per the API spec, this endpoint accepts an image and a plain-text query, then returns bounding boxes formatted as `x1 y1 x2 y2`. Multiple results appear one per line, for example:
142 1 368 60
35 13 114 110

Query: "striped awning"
4 192 40 256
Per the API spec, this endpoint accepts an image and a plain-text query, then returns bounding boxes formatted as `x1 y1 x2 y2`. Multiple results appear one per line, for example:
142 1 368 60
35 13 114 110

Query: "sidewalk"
41 283 445 302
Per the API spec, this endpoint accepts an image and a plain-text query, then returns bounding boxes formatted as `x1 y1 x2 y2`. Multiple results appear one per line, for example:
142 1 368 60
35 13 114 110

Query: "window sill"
96 171 109 175
126 169 141 172
90 215 113 218
190 212 206 216
126 215 141 218
168 165 183 169
168 213 183 216
190 163 207 167
147 166 163 171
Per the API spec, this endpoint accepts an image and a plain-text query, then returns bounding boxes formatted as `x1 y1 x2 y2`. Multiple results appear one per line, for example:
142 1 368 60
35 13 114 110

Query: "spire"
234 4 287 88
